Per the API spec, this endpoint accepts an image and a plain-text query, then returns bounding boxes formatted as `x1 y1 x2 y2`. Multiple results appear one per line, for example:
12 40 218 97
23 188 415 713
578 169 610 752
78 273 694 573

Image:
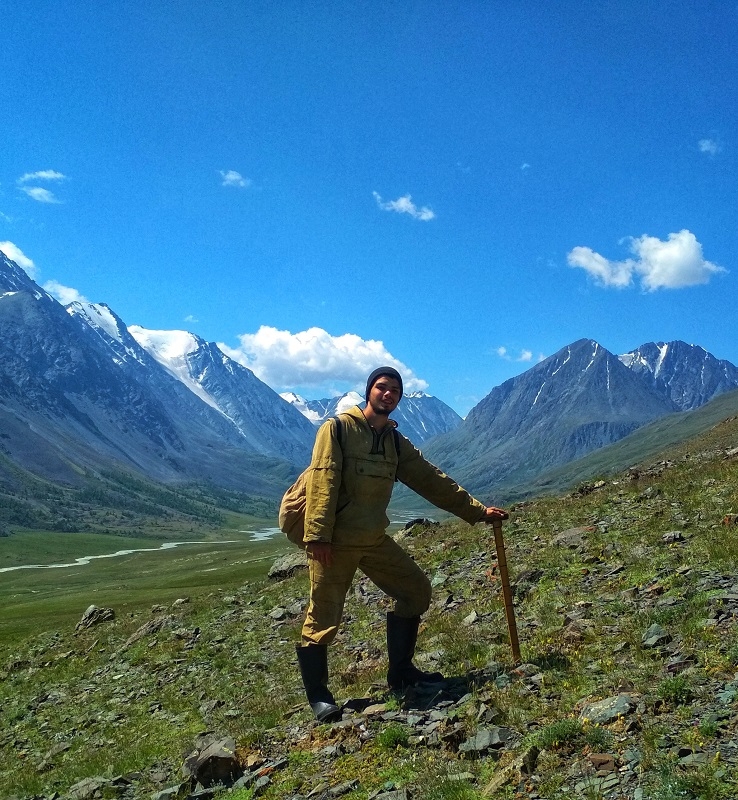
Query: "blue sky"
2 1 736 416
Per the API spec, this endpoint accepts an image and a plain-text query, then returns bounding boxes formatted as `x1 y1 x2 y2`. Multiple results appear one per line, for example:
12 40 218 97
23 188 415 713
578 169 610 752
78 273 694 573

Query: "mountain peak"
128 326 205 364
0 252 52 302
283 390 461 444
619 340 738 410
68 301 127 343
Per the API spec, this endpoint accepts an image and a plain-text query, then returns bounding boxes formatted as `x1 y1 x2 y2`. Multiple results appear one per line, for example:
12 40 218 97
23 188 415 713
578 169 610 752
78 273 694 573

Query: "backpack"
278 416 400 548
278 417 343 548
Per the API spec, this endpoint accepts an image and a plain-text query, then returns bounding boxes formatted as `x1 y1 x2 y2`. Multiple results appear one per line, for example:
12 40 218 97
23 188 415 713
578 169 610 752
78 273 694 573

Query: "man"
296 366 508 722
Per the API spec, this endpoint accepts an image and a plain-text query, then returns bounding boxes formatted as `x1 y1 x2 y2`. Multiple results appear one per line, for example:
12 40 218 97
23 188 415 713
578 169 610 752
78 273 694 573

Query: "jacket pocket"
355 460 396 479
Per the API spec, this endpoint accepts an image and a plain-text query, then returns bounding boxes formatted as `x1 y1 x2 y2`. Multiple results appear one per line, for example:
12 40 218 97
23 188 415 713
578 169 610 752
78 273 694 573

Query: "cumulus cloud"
0 241 36 277
373 192 435 221
17 170 66 183
567 230 726 291
43 280 88 305
698 138 721 156
220 170 251 188
219 326 428 394
20 186 61 203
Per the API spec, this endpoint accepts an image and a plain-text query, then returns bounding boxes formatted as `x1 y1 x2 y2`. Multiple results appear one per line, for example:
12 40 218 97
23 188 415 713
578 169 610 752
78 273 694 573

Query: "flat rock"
268 551 308 580
580 694 634 724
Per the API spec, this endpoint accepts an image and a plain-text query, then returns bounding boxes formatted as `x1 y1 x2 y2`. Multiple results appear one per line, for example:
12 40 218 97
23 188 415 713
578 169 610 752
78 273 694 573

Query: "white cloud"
184 314 199 324
373 192 435 221
20 186 60 204
567 246 633 288
219 325 428 394
16 171 66 203
567 230 726 291
521 162 531 171
698 138 721 156
0 241 36 277
43 280 88 305
496 346 542 363
17 170 66 183
220 170 251 188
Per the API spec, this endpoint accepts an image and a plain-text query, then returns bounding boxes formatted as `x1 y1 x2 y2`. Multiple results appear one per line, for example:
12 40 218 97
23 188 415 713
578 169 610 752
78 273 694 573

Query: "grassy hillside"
519 387 738 503
0 460 280 536
1 415 738 799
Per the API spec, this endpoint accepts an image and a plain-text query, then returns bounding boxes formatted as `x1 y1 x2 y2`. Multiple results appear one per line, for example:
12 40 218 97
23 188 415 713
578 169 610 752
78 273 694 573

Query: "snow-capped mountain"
65 304 317 465
421 337 732 502
126 325 316 463
2 251 737 506
0 253 314 493
282 390 463 444
619 341 738 411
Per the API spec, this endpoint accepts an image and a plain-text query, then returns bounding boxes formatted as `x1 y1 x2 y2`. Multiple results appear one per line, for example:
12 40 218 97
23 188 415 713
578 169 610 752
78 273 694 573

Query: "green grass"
3 415 738 799
0 526 286 643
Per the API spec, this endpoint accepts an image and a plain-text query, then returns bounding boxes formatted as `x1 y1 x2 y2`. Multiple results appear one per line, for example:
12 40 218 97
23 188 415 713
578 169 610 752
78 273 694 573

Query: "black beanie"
365 366 403 402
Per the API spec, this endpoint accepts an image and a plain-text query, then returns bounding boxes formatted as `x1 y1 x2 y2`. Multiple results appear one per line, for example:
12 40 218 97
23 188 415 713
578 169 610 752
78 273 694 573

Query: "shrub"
377 723 411 750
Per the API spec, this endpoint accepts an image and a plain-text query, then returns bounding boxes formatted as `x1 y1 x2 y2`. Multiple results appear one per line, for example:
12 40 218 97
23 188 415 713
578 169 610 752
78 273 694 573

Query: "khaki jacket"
304 405 486 546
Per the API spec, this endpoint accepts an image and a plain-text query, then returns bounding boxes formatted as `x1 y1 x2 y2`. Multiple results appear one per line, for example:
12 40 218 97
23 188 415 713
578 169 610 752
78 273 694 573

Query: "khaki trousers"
301 535 432 646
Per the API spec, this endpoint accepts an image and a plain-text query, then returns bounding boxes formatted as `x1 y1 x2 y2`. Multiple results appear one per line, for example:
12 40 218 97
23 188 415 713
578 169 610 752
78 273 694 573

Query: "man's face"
367 376 401 416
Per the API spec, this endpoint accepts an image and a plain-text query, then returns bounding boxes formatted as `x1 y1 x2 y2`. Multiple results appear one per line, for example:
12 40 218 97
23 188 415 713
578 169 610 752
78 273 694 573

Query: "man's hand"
480 506 509 524
305 541 334 566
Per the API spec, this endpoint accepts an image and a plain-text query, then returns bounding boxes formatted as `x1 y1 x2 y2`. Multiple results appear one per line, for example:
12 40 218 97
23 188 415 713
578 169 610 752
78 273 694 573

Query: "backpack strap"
333 414 344 450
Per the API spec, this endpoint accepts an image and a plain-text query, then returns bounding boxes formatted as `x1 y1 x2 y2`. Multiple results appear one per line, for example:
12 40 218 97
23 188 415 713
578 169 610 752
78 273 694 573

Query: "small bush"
583 724 614 751
532 718 584 750
656 675 693 705
376 723 411 750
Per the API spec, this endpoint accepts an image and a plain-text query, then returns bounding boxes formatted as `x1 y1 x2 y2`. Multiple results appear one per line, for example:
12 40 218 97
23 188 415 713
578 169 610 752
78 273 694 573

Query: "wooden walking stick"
492 518 521 664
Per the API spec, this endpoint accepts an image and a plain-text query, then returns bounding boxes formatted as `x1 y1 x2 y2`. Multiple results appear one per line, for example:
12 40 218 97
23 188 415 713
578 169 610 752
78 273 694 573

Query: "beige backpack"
278 417 344 548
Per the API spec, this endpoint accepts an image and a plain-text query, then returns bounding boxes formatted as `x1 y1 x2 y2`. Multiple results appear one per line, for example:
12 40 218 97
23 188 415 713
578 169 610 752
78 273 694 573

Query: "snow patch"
552 348 571 377
336 391 362 414
654 343 669 376
129 326 221 411
583 342 599 373
68 302 124 343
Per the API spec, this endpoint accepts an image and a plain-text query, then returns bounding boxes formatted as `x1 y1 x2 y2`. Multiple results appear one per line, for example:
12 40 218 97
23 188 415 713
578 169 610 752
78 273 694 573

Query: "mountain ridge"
415 337 738 504
282 390 463 444
0 254 312 498
2 252 738 521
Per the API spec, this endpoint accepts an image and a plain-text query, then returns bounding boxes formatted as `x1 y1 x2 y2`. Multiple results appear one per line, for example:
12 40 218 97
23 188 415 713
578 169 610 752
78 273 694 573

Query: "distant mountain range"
0 252 315 497
2 252 738 518
281 390 463 444
418 338 738 503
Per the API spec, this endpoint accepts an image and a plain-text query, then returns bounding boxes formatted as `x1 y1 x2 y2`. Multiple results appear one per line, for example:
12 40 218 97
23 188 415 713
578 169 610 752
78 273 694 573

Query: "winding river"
0 524 282 574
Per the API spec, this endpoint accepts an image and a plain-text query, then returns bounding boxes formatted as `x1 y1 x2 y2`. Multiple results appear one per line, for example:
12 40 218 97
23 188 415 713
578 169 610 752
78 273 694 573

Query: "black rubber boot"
386 612 445 691
296 645 341 723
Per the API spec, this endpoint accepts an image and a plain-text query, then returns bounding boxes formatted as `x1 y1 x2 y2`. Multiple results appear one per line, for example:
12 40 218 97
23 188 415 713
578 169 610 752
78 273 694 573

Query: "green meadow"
0 523 287 645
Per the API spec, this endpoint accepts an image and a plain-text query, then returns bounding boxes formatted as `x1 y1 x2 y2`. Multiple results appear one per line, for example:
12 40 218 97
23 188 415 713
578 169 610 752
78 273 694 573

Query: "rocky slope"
2 414 738 799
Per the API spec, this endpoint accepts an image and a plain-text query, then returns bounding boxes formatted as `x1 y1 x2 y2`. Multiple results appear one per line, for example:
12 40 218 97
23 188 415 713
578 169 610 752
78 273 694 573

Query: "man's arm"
395 434 508 524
